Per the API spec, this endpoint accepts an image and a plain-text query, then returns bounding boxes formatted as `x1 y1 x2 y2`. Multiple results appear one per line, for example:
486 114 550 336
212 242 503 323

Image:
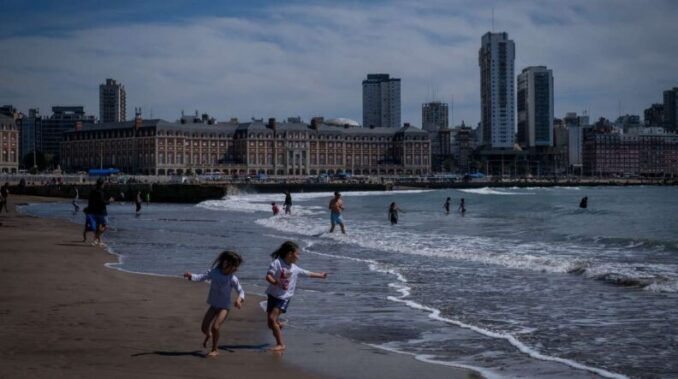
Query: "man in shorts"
328 191 346 234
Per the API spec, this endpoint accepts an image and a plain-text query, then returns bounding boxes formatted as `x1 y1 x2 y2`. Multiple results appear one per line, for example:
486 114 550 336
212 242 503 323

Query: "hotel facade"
583 127 678 177
61 116 432 176
0 114 19 173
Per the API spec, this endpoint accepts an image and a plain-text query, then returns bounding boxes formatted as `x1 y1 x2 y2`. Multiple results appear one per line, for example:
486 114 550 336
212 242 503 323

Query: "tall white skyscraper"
362 74 401 128
99 78 126 123
479 32 515 148
517 66 554 148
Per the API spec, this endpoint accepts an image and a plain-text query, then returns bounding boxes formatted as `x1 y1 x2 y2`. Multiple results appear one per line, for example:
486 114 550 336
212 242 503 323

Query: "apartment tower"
362 74 401 128
99 78 126 123
517 66 554 148
479 32 515 148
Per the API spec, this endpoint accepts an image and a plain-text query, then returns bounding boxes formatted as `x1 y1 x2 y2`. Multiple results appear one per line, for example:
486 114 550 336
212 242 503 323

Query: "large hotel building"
60 116 432 176
583 127 678 177
0 113 19 173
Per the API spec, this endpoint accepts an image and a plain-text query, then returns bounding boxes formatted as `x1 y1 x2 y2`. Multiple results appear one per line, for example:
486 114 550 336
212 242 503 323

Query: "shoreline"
0 195 478 379
4 176 675 204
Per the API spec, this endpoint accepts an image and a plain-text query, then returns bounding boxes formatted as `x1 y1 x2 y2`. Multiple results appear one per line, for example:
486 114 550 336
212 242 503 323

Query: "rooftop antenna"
149 107 153 119
618 99 622 118
492 8 495 32
450 94 455 127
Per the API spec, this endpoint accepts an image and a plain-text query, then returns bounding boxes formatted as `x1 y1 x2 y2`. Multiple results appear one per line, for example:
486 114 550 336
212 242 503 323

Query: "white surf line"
386 285 628 379
305 247 628 379
101 244 180 278
367 343 501 379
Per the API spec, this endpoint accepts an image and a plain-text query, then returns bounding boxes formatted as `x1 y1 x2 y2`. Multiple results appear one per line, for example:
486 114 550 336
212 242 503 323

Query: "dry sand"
0 195 478 379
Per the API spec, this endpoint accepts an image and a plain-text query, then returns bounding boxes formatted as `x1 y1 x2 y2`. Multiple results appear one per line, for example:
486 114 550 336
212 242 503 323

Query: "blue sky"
1 0 677 127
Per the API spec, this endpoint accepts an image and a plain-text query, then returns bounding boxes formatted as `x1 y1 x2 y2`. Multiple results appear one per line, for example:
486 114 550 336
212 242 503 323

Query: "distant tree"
441 157 457 173
43 153 56 170
22 151 47 171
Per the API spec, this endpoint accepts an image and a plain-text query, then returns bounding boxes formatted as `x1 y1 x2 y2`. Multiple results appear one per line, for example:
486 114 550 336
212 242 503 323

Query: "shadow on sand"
130 344 270 358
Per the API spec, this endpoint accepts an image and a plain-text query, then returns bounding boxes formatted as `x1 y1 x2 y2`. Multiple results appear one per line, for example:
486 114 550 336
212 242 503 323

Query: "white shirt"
191 268 245 309
265 258 311 300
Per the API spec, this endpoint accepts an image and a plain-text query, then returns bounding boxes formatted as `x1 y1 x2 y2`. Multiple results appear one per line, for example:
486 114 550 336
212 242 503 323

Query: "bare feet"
206 350 219 357
270 344 286 352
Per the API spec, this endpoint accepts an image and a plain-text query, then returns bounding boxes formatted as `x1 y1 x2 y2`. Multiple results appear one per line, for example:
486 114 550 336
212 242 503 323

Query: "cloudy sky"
1 0 677 127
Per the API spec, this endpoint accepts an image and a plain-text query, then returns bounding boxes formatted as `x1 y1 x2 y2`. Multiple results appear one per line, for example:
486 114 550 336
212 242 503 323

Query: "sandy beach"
0 196 477 379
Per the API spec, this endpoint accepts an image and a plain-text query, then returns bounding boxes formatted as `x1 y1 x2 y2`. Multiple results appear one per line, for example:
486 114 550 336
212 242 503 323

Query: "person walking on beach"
184 250 245 357
87 178 113 246
579 196 588 209
458 198 466 215
388 202 403 225
0 182 9 213
271 202 280 216
443 197 451 215
135 191 142 214
82 206 96 242
284 190 292 215
329 192 346 234
265 241 327 351
72 187 80 213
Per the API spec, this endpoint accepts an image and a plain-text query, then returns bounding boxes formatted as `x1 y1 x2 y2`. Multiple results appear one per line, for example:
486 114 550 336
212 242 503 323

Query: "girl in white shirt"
184 250 245 357
265 241 327 351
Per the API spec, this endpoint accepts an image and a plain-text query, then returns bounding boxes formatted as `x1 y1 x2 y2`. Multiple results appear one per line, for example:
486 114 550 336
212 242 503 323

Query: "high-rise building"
19 108 42 162
663 87 678 131
479 32 515 149
421 102 449 132
563 112 590 168
99 78 126 123
644 103 664 126
517 66 553 148
362 74 401 128
42 106 95 165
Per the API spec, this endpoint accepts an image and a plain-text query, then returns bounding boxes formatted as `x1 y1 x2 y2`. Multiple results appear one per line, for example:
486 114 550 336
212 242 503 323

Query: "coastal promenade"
0 196 477 379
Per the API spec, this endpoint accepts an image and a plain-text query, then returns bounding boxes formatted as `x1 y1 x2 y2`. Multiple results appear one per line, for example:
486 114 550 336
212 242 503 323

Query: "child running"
184 251 245 357
265 241 327 351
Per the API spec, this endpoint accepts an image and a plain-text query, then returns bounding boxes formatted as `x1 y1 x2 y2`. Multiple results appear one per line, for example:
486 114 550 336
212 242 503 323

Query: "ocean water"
22 186 678 378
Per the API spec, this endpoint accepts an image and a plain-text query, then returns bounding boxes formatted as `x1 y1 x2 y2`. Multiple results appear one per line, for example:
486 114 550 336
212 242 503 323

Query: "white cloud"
1 0 676 126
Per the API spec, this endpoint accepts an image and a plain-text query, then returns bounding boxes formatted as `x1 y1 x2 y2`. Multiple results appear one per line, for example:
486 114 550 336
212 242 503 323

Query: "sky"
1 0 677 128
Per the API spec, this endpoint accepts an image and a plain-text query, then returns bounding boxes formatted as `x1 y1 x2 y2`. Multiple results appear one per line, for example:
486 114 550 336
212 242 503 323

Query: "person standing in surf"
72 186 80 213
328 191 346 234
184 250 245 357
458 198 466 215
135 190 142 214
388 202 404 225
443 197 451 215
265 241 327 351
283 190 292 215
579 196 588 209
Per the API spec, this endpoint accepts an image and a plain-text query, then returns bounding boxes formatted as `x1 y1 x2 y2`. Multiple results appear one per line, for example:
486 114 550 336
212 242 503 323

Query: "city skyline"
1 0 677 127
